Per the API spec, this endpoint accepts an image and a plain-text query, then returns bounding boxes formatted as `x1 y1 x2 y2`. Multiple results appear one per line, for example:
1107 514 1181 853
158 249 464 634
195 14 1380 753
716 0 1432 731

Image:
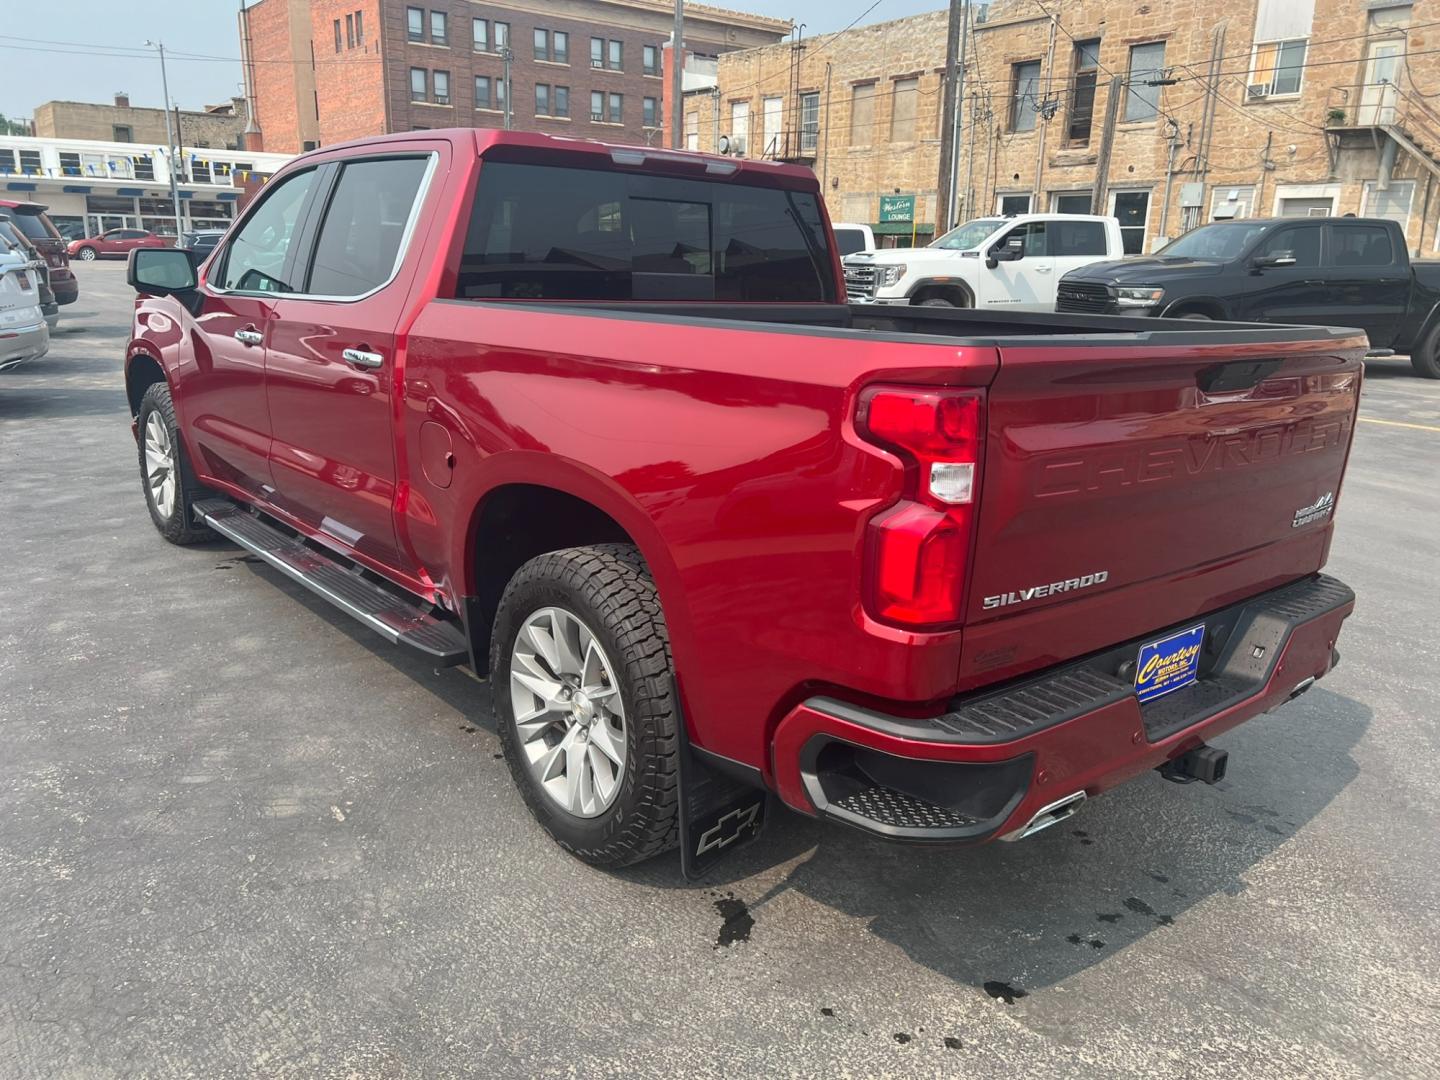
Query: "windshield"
930 218 1004 250
1158 222 1270 260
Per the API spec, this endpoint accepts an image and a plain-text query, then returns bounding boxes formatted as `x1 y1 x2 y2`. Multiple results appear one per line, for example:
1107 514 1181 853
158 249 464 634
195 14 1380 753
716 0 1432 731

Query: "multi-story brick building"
239 0 788 154
33 93 253 151
685 0 1440 253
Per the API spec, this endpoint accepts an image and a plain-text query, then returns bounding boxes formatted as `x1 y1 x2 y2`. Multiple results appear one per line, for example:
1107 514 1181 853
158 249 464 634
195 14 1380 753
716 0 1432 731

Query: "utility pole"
671 0 685 149
1089 75 1122 217
963 89 978 220
501 46 514 129
146 40 184 237
936 0 966 232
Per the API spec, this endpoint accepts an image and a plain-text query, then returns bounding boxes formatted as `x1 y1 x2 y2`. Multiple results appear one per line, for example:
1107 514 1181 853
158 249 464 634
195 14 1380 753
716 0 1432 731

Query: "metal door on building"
1357 42 1402 125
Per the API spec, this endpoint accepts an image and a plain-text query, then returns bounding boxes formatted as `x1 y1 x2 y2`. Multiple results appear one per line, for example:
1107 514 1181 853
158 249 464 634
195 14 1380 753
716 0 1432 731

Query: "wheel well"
466 484 634 675
910 282 973 307
125 354 166 417
1164 298 1226 320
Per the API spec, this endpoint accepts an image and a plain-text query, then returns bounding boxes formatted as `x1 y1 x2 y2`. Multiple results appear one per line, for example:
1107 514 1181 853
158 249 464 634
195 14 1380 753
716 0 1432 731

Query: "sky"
0 0 947 120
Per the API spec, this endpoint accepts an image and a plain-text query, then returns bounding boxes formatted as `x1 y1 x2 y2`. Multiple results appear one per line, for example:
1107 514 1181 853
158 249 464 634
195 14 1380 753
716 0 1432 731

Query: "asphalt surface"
2 262 1438 1079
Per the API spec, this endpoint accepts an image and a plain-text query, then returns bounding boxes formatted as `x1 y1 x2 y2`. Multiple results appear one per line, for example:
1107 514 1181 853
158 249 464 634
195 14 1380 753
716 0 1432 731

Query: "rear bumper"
770 573 1355 843
0 322 48 370
49 271 77 305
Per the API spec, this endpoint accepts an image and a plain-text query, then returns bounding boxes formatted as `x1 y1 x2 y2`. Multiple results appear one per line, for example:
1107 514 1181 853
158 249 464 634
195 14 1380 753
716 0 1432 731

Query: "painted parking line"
1357 416 1440 433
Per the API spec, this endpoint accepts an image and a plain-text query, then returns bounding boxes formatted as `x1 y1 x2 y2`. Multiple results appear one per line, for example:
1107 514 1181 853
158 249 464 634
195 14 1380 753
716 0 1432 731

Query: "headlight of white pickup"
1115 286 1165 308
879 264 907 287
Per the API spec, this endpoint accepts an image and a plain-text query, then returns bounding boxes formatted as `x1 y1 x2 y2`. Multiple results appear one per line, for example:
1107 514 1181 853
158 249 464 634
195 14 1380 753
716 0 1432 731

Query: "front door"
264 152 434 571
1357 42 1402 125
181 165 321 499
976 219 1055 310
1231 224 1331 326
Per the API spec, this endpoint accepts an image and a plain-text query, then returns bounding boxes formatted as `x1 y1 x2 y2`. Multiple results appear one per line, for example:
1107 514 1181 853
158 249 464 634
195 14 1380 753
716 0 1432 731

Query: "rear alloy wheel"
492 544 679 867
76 246 97 261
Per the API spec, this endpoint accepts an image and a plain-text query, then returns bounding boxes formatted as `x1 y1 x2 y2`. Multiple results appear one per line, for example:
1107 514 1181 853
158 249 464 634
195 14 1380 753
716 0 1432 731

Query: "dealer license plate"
1134 624 1205 704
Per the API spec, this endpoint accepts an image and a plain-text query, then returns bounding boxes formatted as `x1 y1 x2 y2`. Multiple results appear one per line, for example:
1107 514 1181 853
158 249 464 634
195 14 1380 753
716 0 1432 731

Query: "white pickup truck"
843 213 1125 310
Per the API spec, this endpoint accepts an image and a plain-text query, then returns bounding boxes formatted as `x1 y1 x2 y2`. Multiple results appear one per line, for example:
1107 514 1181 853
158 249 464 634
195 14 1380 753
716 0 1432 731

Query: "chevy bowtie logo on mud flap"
1292 491 1334 528
696 802 763 856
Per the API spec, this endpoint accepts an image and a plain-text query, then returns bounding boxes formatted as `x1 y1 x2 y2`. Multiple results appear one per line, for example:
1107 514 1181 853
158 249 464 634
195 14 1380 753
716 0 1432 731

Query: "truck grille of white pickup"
1055 281 1112 313
844 264 878 299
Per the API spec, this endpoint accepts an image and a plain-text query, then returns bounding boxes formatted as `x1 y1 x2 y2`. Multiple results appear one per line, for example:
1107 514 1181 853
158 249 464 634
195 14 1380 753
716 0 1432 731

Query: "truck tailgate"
960 332 1363 687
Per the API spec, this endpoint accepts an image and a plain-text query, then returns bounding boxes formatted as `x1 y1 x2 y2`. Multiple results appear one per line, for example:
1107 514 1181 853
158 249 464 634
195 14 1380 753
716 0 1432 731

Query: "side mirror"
128 247 198 296
1252 251 1297 269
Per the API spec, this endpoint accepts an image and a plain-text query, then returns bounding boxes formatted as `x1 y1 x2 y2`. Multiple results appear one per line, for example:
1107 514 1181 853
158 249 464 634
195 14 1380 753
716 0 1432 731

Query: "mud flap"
676 697 768 881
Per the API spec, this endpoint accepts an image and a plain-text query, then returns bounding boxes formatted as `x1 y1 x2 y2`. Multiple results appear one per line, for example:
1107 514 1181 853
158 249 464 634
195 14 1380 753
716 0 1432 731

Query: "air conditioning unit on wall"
1247 84 1270 100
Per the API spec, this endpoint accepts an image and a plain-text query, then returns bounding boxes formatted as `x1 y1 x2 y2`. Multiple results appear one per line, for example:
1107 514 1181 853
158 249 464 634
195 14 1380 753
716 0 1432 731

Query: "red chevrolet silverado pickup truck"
124 130 1358 873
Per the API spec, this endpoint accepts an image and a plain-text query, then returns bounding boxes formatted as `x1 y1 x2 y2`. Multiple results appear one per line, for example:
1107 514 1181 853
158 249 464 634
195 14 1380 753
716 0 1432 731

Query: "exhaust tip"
1002 790 1086 841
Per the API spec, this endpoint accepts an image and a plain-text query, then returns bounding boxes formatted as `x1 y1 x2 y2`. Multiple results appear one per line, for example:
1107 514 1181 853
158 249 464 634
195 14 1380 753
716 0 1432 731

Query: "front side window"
306 157 430 297
1257 226 1321 267
1157 221 1268 259
1124 42 1166 121
410 68 427 102
219 168 316 292
1328 224 1392 267
429 10 447 45
1010 61 1040 132
406 6 423 42
454 161 836 303
1250 39 1307 97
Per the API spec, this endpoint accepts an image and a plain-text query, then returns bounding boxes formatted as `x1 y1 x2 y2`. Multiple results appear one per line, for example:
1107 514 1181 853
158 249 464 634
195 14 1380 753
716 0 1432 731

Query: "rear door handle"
234 327 263 346
342 347 384 370
1035 265 1053 273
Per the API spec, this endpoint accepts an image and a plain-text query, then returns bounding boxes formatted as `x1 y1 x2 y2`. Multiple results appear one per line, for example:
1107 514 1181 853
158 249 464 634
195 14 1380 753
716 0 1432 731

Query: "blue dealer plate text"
1135 624 1205 704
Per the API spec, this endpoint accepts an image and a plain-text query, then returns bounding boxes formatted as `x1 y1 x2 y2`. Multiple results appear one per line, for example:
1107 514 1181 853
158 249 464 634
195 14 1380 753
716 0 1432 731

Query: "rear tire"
1412 326 1440 378
490 544 680 868
1176 312 1213 321
136 382 215 545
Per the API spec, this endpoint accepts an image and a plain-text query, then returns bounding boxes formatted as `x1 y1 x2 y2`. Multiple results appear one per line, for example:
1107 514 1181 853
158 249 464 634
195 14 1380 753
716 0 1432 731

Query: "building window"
591 90 604 121
1249 39 1306 98
473 18 488 51
591 37 604 69
554 86 569 118
494 22 508 49
1067 40 1101 145
475 76 492 109
608 40 623 71
1109 190 1150 253
644 45 660 76
553 32 568 64
609 92 623 123
355 10 363 46
890 77 919 142
685 110 699 151
345 13 355 48
643 96 658 128
1124 42 1165 121
58 152 81 177
998 193 1032 215
132 153 154 180
433 70 450 105
496 77 507 111
849 82 876 145
430 10 447 46
729 100 749 154
1052 191 1092 214
534 28 548 61
334 18 343 52
411 67 427 102
800 92 819 152
113 124 133 142
407 7 423 43
1010 61 1040 132
536 83 550 115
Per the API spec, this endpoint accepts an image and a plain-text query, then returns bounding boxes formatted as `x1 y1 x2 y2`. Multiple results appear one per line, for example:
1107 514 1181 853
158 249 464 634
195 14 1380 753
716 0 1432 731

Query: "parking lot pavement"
2 261 1438 1078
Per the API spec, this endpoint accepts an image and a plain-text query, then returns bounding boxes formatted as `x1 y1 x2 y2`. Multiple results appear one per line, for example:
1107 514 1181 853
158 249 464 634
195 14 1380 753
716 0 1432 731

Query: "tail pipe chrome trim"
1001 790 1086 841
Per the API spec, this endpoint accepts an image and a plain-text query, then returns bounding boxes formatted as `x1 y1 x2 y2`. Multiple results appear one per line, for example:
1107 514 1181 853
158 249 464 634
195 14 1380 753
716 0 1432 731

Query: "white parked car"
831 222 876 257
0 237 48 372
843 213 1126 311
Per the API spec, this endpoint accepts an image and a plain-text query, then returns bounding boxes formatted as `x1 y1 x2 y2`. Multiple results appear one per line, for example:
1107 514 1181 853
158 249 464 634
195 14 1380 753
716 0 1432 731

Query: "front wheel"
76 246 97 261
491 544 680 868
136 382 215 544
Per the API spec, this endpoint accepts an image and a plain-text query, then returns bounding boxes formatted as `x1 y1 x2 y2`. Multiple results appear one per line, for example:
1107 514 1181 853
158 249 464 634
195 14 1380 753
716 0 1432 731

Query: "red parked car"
68 228 169 261
0 200 77 306
121 130 1359 874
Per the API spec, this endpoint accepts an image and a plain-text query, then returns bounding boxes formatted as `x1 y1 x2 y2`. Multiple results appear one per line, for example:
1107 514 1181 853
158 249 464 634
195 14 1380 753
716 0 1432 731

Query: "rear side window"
455 161 835 303
1329 224 1393 267
1050 219 1107 256
306 156 430 296
1259 226 1320 267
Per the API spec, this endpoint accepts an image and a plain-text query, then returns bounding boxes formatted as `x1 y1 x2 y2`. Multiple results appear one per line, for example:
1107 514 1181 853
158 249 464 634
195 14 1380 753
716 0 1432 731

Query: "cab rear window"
455 161 835 303
2 210 60 243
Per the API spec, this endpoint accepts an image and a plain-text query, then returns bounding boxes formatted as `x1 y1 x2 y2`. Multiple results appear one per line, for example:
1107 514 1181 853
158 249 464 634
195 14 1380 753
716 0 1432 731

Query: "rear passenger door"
263 150 437 572
1047 219 1111 298
1322 221 1409 348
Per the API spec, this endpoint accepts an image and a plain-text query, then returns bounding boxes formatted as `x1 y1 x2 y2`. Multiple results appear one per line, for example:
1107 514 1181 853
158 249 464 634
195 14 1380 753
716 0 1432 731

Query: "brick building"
33 93 252 151
685 0 1440 253
239 0 788 154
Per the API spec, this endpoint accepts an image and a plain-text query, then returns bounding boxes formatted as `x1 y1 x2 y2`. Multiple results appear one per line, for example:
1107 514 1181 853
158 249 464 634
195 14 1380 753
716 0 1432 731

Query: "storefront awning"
217 192 239 201
116 187 144 196
62 185 91 194
872 221 935 236
5 182 38 192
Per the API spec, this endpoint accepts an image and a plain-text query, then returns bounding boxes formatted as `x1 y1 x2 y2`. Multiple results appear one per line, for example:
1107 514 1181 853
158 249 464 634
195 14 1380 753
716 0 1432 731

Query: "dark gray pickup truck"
1056 216 1440 377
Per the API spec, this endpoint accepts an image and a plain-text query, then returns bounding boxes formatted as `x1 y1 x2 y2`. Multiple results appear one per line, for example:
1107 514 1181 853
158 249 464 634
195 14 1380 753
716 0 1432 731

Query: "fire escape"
1325 51 1440 191
762 35 816 165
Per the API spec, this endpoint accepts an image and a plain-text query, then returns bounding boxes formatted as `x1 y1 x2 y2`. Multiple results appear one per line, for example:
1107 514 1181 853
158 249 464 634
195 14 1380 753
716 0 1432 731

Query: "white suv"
843 213 1126 310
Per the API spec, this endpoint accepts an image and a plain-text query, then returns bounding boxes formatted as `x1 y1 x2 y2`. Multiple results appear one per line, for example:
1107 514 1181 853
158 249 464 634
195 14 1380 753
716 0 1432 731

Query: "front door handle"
342 347 384 370
1304 279 1326 286
1034 265 1053 272
234 327 263 346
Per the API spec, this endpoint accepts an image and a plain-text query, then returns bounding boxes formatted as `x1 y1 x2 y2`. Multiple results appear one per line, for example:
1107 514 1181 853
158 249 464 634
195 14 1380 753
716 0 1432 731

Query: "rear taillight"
857 387 984 628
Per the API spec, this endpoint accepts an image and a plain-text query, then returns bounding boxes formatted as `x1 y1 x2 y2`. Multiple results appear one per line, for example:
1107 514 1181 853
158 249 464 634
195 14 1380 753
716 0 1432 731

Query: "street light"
500 46 513 130
145 40 185 237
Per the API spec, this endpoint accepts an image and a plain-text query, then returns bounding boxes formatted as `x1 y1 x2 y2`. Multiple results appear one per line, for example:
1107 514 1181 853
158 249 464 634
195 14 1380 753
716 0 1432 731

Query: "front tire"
136 382 215 544
491 544 680 868
76 246 97 261
1412 325 1440 378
